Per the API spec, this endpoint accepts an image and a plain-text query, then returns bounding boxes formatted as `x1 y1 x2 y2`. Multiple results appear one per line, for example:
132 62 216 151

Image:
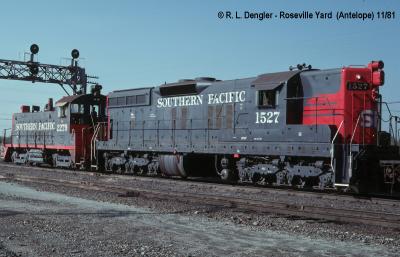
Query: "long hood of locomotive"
11 111 73 148
13 112 68 132
98 74 333 158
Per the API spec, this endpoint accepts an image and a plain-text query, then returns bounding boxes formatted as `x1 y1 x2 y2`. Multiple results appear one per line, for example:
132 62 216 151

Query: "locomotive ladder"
90 123 102 169
347 92 370 185
89 122 108 170
331 120 344 186
348 114 362 180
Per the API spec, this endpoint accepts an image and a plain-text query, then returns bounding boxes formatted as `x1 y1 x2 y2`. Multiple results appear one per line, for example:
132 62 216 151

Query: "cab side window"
71 104 85 114
58 106 67 118
258 90 276 108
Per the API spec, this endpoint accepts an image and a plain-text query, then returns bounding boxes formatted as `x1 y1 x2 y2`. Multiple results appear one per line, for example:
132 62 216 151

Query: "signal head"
71 49 80 59
30 44 39 54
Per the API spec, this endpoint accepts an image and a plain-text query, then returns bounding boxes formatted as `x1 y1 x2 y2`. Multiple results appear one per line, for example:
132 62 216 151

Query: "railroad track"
0 162 399 206
1 164 400 229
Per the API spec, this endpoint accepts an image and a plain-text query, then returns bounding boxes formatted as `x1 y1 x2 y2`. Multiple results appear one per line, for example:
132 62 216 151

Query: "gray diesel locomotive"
96 61 399 192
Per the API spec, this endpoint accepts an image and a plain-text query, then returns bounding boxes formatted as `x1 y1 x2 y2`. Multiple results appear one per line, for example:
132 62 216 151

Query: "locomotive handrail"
2 128 12 145
285 95 342 102
390 116 399 145
71 129 76 150
284 96 315 100
348 113 362 179
377 101 398 145
90 125 97 162
330 120 344 178
90 122 105 165
350 114 362 146
82 127 87 160
285 95 339 107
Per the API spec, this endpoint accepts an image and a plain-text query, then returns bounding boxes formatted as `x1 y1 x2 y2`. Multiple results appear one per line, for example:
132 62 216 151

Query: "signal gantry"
0 44 98 95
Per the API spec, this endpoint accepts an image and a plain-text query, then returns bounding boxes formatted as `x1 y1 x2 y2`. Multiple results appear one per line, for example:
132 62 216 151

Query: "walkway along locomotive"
1 45 399 193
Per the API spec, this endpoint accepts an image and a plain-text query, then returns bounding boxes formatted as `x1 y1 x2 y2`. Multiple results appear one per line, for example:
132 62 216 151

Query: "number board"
347 82 370 91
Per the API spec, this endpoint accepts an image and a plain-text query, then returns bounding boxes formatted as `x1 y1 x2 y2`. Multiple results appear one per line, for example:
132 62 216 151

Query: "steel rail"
1 172 400 229
0 162 399 208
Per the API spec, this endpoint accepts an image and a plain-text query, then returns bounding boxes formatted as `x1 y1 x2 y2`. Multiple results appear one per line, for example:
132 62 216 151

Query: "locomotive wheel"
349 178 368 194
216 155 237 182
251 173 262 183
289 175 303 187
118 165 126 174
125 163 135 174
137 167 145 175
135 166 147 175
219 168 236 182
111 164 118 173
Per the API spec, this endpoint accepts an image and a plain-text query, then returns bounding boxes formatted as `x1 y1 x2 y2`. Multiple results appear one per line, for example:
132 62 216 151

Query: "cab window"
258 90 276 108
90 105 99 116
71 104 85 114
58 105 67 118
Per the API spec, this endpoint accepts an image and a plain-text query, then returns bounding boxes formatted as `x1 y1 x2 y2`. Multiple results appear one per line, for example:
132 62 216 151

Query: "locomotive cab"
56 94 106 127
55 93 107 168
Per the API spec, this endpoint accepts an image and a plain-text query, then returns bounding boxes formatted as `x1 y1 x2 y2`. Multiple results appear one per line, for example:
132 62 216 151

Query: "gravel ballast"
0 164 399 256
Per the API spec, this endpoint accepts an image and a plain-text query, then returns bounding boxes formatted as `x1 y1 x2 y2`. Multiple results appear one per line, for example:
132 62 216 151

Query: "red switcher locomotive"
2 88 106 169
0 45 398 194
